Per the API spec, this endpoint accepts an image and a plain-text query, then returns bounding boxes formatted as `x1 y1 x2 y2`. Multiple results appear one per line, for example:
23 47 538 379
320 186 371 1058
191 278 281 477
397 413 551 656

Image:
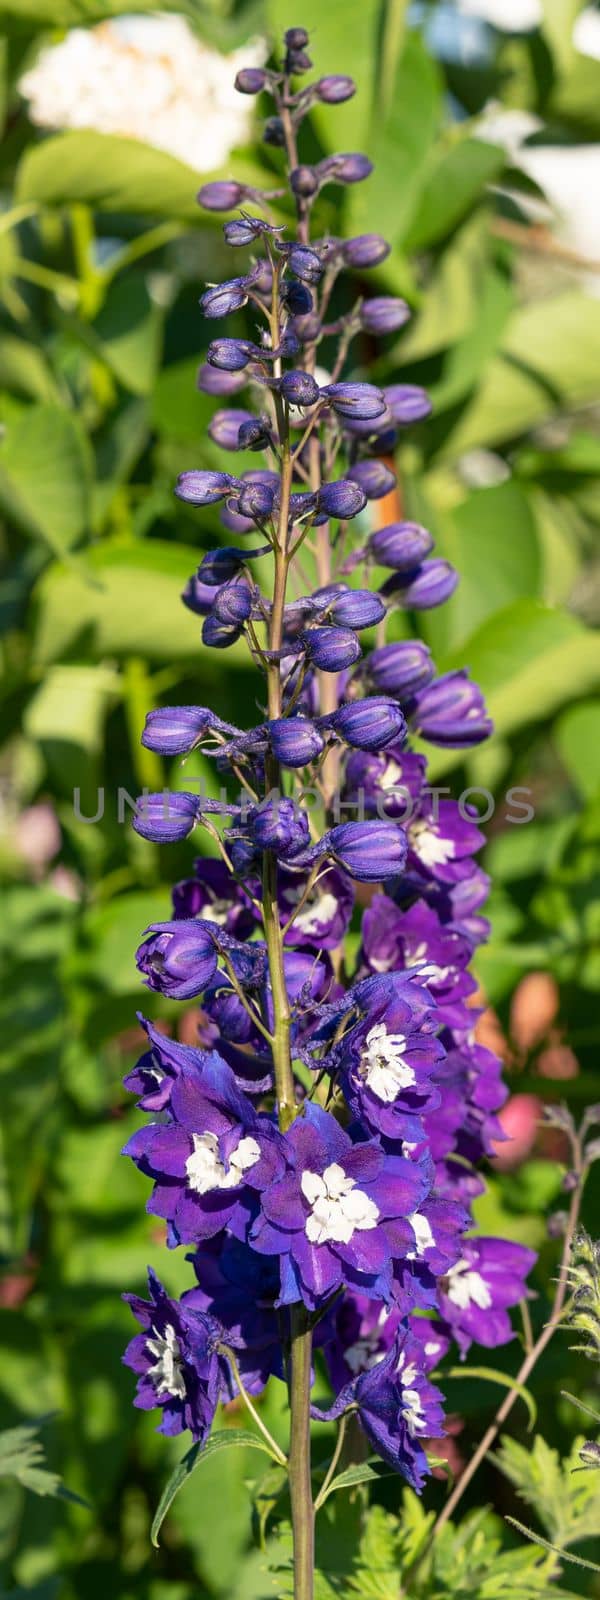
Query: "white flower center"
400 1386 427 1437
445 1258 492 1311
200 897 232 926
404 940 452 985
146 1323 186 1399
408 820 454 868
344 1335 386 1374
301 1162 379 1245
406 1211 435 1259
359 1023 416 1103
185 1131 260 1194
294 891 338 937
379 759 407 792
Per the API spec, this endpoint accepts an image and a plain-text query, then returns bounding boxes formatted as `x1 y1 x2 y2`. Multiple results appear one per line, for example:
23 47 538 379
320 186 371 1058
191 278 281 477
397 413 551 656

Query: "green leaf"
73 272 163 395
445 1366 537 1428
424 480 540 654
0 1418 87 1506
268 0 376 149
23 664 121 797
554 700 600 800
31 538 248 666
0 334 61 403
151 1430 275 1548
404 136 505 251
439 291 600 456
16 130 269 224
347 34 442 243
429 266 514 411
541 0 587 76
320 1459 396 1503
0 402 91 555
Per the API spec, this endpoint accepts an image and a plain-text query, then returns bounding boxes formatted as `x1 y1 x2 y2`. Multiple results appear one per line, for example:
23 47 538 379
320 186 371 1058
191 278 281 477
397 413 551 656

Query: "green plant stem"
222 1348 287 1467
289 1307 315 1600
431 1139 584 1539
314 1412 349 1511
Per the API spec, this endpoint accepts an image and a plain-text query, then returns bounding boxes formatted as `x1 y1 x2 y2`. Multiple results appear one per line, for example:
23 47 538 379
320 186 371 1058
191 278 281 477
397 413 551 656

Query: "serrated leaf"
0 1419 87 1506
151 1429 276 1548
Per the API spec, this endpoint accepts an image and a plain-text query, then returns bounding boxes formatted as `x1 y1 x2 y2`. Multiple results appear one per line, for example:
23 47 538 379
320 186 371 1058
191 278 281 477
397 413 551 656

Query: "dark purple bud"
175 470 237 506
369 521 434 569
251 797 310 857
342 408 395 440
224 216 268 245
301 626 362 671
329 589 385 628
329 696 406 751
263 117 286 147
319 152 373 185
238 415 273 451
212 582 253 625
317 479 367 519
206 338 255 372
289 491 317 523
343 234 391 268
290 312 321 343
208 408 255 450
142 707 215 756
197 548 248 586
136 920 218 999
197 181 247 211
202 615 242 649
234 67 268 94
200 278 250 319
390 559 459 610
384 384 432 424
411 670 493 748
325 820 407 881
133 791 202 844
365 641 434 696
181 575 216 616
360 296 410 335
286 48 312 73
284 245 322 284
197 363 246 396
237 480 277 520
268 717 324 767
284 26 309 48
322 382 386 420
281 280 313 315
280 369 320 407
347 460 396 500
290 165 319 198
315 75 356 103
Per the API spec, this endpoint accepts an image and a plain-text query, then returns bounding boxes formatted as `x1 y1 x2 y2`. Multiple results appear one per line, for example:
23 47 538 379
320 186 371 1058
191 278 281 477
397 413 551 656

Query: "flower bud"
268 717 324 767
389 559 459 610
197 548 248 586
315 75 356 103
384 383 432 424
290 312 321 342
224 216 268 245
347 460 396 499
133 791 201 844
237 480 277 520
251 797 310 857
302 626 362 671
328 590 385 628
411 670 493 748
197 363 246 396
208 409 254 450
200 278 250 319
197 180 247 211
279 369 320 407
175 470 237 506
317 479 367 519
234 67 268 94
343 234 390 268
319 152 373 184
329 696 406 751
181 575 215 615
287 244 322 284
263 116 286 147
238 416 273 451
369 521 434 569
360 297 410 335
281 280 313 315
136 921 219 999
142 706 217 755
323 382 386 420
290 165 319 198
202 615 242 649
284 26 309 48
325 820 407 881
206 338 255 371
366 641 434 696
212 582 253 625
580 1440 600 1468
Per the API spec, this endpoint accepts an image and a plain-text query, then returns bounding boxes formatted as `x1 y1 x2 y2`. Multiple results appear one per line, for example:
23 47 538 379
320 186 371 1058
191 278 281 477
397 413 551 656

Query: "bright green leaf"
0 403 91 555
151 1430 275 1548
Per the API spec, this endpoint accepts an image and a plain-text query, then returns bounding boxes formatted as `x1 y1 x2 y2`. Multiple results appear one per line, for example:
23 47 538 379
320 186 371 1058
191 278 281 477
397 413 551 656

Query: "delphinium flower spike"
122 27 535 1600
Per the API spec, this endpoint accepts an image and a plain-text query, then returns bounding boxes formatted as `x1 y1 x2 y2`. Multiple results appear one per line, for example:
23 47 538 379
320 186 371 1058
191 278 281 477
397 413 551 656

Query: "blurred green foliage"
1 0 600 1595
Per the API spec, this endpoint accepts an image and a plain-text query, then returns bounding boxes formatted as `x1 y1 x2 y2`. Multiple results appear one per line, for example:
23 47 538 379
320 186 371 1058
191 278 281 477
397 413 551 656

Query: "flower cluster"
123 26 535 1500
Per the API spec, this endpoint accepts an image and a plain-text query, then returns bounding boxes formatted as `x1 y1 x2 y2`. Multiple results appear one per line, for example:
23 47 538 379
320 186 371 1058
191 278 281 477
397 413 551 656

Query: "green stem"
222 1347 288 1467
314 1412 349 1511
289 1307 315 1600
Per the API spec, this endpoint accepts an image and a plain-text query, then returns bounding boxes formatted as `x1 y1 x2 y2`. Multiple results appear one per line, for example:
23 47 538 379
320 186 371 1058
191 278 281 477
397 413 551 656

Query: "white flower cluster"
19 14 265 172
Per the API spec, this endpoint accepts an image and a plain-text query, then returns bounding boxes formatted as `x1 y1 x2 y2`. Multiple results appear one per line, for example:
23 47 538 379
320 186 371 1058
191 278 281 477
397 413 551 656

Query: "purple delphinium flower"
250 1103 429 1309
123 1268 230 1439
313 1326 445 1492
437 1237 537 1358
